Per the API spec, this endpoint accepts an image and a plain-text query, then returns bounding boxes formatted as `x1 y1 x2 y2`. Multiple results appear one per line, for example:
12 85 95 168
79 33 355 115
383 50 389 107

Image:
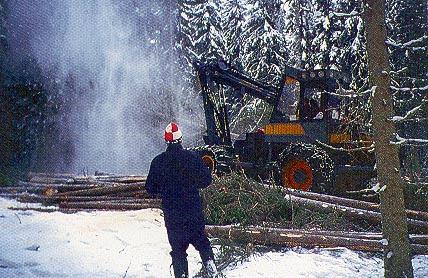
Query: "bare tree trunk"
363 0 414 277
205 225 428 255
58 200 161 210
284 189 428 222
286 194 428 233
54 183 145 197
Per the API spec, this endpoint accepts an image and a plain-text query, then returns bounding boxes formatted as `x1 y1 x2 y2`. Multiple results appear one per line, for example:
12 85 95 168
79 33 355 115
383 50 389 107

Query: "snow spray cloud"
7 0 201 174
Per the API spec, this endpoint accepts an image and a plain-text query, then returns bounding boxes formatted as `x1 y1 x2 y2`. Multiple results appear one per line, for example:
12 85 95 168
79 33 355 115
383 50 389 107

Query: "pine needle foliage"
202 172 292 226
202 172 380 232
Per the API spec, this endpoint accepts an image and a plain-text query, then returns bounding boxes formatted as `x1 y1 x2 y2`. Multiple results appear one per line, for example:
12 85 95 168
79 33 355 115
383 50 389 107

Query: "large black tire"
188 146 217 173
276 143 334 193
187 145 235 175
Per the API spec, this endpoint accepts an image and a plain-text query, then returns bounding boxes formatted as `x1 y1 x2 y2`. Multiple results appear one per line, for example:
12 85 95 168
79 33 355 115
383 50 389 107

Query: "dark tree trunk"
363 0 414 277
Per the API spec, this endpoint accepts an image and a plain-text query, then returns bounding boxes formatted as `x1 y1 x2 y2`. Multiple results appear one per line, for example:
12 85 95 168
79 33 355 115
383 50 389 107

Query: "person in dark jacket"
145 122 218 278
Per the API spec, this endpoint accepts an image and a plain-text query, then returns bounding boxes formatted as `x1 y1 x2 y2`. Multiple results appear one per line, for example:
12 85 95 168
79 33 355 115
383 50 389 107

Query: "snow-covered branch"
330 11 362 18
315 140 375 152
391 98 428 123
390 134 428 146
389 67 408 75
327 82 373 98
386 35 428 48
390 84 428 92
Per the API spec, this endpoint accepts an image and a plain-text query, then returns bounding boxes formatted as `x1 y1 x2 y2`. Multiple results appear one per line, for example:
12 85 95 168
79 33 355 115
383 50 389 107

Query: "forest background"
0 0 426 199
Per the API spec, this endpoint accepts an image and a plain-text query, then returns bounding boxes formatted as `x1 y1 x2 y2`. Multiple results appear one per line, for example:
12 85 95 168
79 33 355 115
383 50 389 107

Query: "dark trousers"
166 220 214 277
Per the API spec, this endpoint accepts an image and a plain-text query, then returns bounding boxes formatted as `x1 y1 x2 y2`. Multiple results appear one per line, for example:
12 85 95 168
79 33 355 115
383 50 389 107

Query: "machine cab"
270 67 349 124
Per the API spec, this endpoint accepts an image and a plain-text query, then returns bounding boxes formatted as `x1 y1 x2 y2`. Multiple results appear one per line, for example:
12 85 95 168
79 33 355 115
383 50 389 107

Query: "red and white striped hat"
164 122 183 143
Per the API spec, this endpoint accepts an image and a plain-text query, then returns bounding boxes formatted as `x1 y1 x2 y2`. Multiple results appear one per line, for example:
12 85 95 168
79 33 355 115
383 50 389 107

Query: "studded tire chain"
276 143 335 193
187 145 237 175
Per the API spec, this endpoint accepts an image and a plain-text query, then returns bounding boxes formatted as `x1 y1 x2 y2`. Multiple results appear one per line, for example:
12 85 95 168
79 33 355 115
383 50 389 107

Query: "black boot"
199 245 218 277
203 258 218 278
171 256 188 278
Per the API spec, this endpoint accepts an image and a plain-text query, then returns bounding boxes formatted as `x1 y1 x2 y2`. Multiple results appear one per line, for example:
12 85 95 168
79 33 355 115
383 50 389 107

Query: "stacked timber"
205 225 428 255
1 172 428 254
0 172 160 211
201 185 428 255
281 188 428 234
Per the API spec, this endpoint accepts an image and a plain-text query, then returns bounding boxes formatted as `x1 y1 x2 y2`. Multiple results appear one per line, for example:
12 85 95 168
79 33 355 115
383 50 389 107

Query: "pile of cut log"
1 172 427 254
0 172 161 212
204 188 428 255
205 225 428 255
281 188 428 234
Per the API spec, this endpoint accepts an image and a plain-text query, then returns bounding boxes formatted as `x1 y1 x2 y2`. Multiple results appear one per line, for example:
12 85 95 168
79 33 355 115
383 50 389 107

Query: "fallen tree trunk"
29 176 76 184
58 200 161 210
2 193 62 202
17 181 99 192
55 183 145 197
113 190 153 198
205 225 428 255
70 175 147 185
0 193 23 199
411 235 428 246
0 186 47 195
238 227 428 245
27 172 78 180
26 172 147 185
411 244 428 255
283 188 377 211
50 195 154 203
284 188 428 222
267 228 382 240
7 207 59 213
206 225 382 252
92 176 147 183
0 183 101 196
17 180 147 194
15 194 158 204
286 195 428 233
3 189 153 200
27 172 98 184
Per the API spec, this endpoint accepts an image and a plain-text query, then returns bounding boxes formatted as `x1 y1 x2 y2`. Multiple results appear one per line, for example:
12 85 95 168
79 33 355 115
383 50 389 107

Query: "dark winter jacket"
145 143 212 228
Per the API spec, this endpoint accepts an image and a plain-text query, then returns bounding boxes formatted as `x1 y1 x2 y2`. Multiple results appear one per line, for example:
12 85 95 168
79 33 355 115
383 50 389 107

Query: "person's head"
164 122 183 145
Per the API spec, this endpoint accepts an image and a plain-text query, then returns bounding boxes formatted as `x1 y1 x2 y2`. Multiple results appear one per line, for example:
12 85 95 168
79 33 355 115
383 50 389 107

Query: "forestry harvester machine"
191 60 375 194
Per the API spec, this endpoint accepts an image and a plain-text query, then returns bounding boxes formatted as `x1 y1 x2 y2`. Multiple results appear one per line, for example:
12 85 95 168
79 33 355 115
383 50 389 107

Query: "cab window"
299 87 323 120
276 78 300 121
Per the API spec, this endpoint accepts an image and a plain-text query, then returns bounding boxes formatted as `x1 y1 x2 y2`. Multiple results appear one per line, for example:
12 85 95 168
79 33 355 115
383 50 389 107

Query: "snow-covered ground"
1 197 427 278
